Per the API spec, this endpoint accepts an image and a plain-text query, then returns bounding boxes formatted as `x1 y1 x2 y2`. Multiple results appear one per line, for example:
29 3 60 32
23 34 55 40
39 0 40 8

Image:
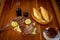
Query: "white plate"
43 30 60 40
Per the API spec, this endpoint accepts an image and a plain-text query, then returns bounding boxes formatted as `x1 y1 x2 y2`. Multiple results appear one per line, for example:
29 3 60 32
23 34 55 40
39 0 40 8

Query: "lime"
11 21 18 28
25 19 31 25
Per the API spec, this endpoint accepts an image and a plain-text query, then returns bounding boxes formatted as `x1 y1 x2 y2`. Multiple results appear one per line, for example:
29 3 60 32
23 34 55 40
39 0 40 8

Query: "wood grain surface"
0 0 59 40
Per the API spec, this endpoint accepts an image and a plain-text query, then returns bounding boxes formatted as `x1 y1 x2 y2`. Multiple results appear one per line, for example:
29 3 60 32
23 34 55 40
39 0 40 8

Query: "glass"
16 8 22 16
23 12 28 17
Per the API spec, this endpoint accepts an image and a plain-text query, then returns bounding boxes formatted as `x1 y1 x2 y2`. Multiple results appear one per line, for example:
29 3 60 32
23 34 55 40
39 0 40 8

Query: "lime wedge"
11 21 18 28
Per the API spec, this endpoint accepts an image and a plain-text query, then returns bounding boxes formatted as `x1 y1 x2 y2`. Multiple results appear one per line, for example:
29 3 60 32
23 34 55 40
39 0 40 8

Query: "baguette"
40 7 49 22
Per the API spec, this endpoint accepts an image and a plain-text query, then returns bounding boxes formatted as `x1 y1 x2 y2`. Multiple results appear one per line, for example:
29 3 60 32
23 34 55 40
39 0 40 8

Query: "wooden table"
0 0 59 40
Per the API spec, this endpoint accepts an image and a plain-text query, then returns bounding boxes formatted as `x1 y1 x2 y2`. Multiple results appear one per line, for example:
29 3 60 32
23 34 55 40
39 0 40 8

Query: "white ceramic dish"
43 28 60 40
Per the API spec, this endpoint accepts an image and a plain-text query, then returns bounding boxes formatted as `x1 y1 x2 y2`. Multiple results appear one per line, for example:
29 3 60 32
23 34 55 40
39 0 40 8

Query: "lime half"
25 19 31 25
